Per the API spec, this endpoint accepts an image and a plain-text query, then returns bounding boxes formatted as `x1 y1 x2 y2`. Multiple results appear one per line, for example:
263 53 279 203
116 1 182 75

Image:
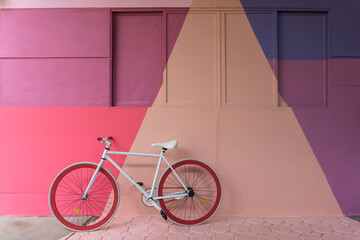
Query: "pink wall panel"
0 9 110 57
0 59 110 106
0 107 147 215
0 0 192 8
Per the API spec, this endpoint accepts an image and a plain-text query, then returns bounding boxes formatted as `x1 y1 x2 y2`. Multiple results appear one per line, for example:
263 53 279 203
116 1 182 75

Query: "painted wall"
0 0 359 217
241 0 360 216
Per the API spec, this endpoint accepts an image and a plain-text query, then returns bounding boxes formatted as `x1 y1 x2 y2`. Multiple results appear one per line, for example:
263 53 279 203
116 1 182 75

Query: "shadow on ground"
0 216 71 240
348 216 360 222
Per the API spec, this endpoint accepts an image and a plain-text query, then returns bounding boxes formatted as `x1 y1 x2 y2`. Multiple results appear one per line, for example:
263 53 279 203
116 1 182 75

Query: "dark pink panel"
0 9 110 57
332 59 360 85
0 59 110 106
278 60 327 107
112 13 162 107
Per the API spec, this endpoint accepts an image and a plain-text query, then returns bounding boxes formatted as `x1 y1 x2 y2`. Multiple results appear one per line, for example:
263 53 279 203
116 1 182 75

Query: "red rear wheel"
158 159 222 225
49 163 119 231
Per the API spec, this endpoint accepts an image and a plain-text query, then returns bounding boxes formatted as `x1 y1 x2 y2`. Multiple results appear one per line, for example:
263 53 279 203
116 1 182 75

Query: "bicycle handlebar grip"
108 136 113 140
97 137 103 141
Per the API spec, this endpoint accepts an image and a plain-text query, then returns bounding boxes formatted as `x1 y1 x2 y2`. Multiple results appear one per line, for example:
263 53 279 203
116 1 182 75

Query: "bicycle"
49 137 222 231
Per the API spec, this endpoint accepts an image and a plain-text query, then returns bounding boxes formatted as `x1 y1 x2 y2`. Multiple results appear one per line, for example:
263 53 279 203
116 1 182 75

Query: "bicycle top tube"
107 151 162 158
98 137 178 158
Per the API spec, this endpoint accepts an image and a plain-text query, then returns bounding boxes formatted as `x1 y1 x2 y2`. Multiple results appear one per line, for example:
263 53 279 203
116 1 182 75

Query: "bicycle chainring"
141 189 158 207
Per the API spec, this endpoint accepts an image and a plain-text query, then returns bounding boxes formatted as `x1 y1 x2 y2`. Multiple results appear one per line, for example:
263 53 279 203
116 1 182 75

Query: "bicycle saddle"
151 140 178 149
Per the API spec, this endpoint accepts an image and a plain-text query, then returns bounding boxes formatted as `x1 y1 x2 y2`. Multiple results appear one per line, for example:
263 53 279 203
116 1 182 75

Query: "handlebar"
97 137 113 146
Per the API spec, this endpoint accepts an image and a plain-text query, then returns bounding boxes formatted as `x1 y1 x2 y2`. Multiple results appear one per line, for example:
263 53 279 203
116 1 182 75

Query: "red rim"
49 163 119 231
158 160 221 225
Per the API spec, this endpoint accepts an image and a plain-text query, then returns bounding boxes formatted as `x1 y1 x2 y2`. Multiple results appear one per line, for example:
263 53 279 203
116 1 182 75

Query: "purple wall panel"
278 60 327 107
278 12 327 61
246 13 275 59
112 13 162 107
332 59 360 86
277 12 328 107
0 59 110 106
330 0 360 56
293 65 360 214
0 9 110 57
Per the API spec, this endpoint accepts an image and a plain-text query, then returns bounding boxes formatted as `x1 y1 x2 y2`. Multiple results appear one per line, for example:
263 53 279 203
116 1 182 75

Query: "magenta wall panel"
0 9 110 57
0 59 110 106
112 13 162 107
278 60 327 107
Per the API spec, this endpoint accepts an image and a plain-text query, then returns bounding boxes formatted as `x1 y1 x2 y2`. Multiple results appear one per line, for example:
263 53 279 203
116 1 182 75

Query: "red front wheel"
49 163 119 231
158 159 222 225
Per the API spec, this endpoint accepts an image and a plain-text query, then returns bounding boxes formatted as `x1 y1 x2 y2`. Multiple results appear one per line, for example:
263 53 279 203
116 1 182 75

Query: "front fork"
82 146 109 199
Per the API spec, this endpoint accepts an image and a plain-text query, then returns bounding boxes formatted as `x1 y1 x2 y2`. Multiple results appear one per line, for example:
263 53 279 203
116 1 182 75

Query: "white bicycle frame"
82 139 189 211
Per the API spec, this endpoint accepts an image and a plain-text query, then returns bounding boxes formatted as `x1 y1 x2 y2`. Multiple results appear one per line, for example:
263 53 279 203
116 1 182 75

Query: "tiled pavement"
60 216 360 240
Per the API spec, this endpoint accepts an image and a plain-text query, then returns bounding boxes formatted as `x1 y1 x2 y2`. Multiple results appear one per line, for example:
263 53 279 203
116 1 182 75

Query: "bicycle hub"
188 188 194 197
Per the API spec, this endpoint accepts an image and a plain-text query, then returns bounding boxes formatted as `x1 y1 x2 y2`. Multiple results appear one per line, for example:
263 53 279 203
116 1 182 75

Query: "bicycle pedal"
160 210 167 221
136 182 143 186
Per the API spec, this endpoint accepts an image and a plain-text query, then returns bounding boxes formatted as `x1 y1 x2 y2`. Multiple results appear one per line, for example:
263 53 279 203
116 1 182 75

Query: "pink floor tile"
228 217 246 224
258 234 280 240
271 224 292 233
282 217 303 224
146 234 168 240
251 224 272 233
301 233 324 240
128 224 148 234
292 223 313 234
102 234 124 240
190 224 210 233
169 225 190 233
277 232 301 240
246 217 265 224
189 233 212 240
343 232 360 240
331 223 354 233
168 233 190 240
60 216 360 240
123 234 145 240
233 232 258 240
231 224 251 233
302 217 323 224
210 222 231 233
321 233 344 240
148 224 168 234
264 217 284 225
310 223 333 233
212 232 235 240
320 217 341 224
